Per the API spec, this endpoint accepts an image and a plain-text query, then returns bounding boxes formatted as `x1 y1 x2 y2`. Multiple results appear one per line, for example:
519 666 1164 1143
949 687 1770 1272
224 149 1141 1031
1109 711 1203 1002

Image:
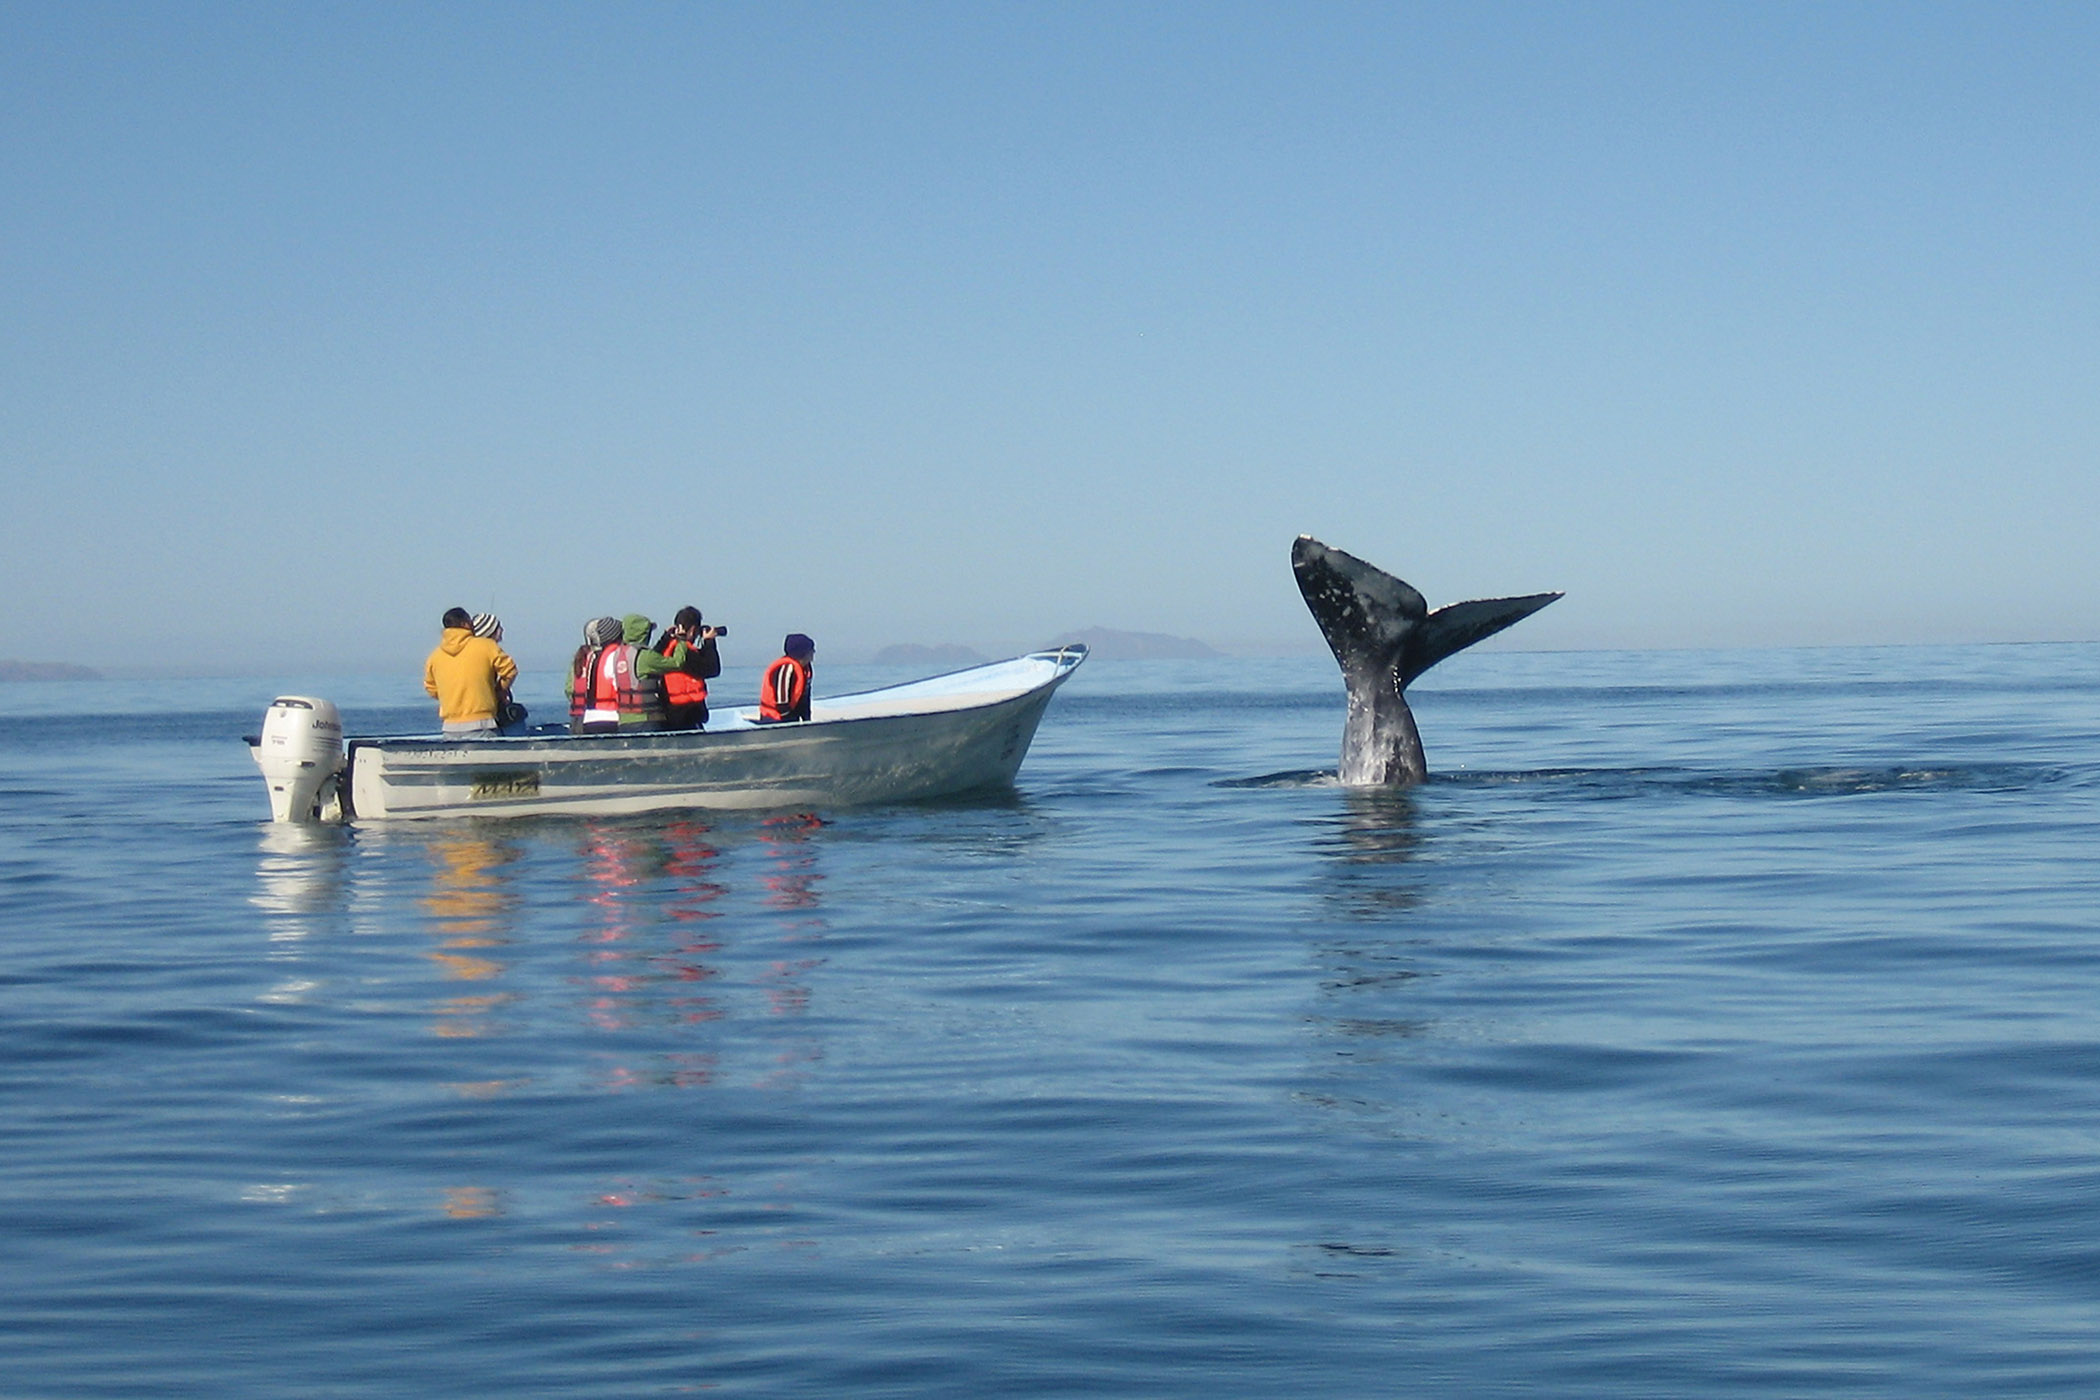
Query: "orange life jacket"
760 656 811 722
569 644 665 727
663 641 709 708
569 644 617 725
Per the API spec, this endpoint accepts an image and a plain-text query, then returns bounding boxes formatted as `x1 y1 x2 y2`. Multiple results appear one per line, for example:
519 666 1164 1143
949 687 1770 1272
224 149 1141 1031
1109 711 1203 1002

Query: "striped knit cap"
587 616 623 646
470 612 502 639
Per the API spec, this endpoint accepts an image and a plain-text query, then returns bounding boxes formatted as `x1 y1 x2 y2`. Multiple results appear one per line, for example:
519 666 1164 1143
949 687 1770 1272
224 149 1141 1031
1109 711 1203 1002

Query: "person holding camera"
658 605 725 731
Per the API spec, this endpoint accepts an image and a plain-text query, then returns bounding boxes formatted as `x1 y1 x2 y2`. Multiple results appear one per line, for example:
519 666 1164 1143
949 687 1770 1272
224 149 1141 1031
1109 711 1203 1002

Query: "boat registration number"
469 770 541 800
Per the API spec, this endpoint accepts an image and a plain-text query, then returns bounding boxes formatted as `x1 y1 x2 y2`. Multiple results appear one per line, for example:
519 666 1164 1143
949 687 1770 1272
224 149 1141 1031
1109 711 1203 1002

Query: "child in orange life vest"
759 634 815 723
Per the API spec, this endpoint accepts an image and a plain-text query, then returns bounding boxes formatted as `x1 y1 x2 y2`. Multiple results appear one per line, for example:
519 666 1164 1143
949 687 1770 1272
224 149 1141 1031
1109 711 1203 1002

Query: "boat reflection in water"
252 824 351 944
753 812 826 1040
251 825 353 1018
247 808 841 1237
421 831 519 1039
578 819 731 1045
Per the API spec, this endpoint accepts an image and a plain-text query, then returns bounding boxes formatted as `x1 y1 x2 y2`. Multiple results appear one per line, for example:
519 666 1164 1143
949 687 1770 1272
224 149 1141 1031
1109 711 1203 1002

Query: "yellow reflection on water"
441 1185 504 1219
253 812 852 1242
421 832 518 1037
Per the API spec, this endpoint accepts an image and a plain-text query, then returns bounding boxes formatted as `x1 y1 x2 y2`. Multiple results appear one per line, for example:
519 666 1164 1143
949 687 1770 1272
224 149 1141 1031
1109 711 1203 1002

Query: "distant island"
1046 627 1222 660
0 660 103 682
871 643 990 667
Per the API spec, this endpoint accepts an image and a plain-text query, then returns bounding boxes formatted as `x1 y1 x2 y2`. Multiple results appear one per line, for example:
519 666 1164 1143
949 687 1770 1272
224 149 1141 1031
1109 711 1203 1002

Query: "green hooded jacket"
624 614 685 681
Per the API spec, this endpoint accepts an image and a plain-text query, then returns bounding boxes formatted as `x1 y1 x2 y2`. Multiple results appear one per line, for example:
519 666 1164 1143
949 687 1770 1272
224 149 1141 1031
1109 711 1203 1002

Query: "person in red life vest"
657 605 724 731
759 633 815 723
566 616 626 734
567 615 683 734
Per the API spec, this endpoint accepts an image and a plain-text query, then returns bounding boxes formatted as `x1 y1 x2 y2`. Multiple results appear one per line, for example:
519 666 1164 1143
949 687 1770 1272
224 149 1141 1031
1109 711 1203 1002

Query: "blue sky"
4 2 2095 674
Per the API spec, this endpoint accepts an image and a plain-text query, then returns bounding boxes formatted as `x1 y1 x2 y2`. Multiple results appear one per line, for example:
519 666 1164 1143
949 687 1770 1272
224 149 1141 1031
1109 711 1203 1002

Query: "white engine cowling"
253 696 345 822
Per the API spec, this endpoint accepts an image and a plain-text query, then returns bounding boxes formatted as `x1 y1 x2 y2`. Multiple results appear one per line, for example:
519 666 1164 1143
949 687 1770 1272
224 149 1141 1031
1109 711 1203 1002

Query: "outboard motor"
252 696 345 822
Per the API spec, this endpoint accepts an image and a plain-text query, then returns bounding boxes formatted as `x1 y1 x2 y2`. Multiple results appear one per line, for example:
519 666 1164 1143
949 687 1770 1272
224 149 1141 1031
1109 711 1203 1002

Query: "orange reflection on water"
428 951 505 981
599 1053 718 1092
757 812 825 911
441 1185 504 1219
579 827 640 1030
421 833 518 1037
576 820 732 1032
431 991 515 1039
763 958 821 1018
663 819 728 923
567 1174 803 1269
755 816 826 1035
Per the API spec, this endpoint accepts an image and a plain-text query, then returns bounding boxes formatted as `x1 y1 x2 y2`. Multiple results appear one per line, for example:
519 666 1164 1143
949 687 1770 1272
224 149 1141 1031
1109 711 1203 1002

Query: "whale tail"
1292 535 1560 785
1292 536 1559 685
1399 592 1562 687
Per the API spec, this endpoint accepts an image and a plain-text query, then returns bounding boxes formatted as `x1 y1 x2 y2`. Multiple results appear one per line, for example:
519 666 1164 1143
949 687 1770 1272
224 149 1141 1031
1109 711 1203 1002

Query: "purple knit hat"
783 633 815 659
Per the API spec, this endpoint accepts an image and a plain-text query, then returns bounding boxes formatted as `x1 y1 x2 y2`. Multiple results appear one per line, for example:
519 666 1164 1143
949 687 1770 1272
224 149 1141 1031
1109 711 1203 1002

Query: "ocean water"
4 645 2098 1397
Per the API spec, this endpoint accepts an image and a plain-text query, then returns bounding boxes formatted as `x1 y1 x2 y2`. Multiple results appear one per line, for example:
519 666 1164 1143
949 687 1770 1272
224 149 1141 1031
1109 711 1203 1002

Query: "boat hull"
339 649 1082 821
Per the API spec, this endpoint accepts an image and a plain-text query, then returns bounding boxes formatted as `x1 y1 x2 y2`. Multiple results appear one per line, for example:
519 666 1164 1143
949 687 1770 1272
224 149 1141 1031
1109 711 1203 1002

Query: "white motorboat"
251 646 1087 822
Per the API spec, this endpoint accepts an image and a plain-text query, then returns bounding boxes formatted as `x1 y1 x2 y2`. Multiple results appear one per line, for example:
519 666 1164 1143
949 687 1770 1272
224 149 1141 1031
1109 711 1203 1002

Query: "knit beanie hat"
470 612 502 640
783 633 815 660
586 616 623 646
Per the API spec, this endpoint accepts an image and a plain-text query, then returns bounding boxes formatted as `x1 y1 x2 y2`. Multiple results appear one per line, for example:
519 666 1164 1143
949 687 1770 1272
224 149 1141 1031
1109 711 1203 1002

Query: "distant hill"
0 660 102 682
871 642 990 667
1047 627 1222 660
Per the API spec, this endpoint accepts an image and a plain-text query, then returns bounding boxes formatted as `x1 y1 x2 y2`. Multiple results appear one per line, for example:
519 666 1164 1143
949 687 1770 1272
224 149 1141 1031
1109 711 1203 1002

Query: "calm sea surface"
4 645 2098 1397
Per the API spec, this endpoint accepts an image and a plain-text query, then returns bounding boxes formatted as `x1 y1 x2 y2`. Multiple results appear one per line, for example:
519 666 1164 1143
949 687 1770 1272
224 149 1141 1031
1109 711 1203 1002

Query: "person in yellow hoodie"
423 606 519 736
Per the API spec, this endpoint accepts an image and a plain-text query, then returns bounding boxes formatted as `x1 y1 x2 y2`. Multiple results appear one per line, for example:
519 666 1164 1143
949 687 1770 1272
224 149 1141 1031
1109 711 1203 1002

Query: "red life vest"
663 641 709 708
569 645 619 728
569 644 666 727
760 656 811 722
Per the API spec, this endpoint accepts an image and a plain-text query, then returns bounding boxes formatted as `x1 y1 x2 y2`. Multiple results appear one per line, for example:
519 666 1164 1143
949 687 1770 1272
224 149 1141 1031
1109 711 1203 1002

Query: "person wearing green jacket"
618 613 686 732
566 614 688 734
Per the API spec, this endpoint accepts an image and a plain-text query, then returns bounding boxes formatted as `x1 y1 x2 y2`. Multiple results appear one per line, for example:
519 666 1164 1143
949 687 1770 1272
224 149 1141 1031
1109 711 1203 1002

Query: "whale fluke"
1292 536 1560 785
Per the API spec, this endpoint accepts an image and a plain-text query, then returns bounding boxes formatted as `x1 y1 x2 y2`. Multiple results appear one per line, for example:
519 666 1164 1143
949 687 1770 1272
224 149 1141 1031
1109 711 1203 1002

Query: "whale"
1293 536 1560 786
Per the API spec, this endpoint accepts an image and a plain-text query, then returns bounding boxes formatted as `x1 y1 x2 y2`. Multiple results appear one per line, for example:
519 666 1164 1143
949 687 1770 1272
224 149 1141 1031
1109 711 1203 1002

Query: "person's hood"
622 614 654 646
439 626 475 656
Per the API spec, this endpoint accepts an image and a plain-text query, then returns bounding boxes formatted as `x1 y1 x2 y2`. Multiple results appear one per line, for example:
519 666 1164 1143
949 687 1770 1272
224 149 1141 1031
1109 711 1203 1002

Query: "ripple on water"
4 649 2100 1396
